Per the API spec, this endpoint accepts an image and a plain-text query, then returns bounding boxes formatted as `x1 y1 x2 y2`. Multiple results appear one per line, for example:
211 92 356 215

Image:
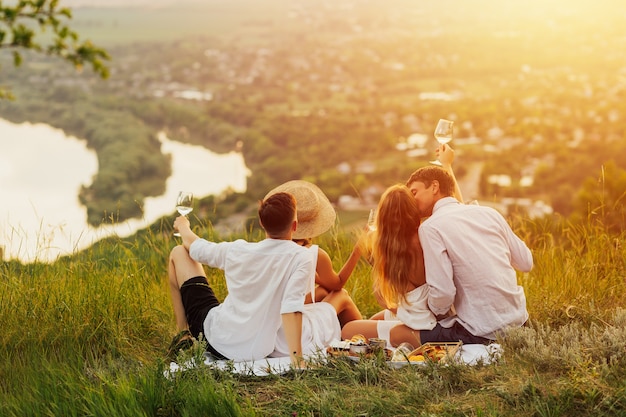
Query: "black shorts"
420 322 492 345
180 276 226 359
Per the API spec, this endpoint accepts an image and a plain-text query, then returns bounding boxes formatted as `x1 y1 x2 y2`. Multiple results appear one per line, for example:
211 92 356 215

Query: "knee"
314 286 329 302
325 288 350 305
388 327 408 348
389 325 421 348
169 245 188 263
341 321 358 339
339 288 358 306
336 288 351 300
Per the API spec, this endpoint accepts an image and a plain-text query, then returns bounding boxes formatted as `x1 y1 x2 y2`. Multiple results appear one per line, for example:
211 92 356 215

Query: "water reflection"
0 119 250 263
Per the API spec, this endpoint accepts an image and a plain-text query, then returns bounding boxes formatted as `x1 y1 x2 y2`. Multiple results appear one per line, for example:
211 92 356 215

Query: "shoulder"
316 245 330 258
473 205 507 224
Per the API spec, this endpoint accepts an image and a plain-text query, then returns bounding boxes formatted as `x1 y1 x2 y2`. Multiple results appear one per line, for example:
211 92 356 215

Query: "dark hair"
293 238 312 247
406 166 455 197
259 192 297 237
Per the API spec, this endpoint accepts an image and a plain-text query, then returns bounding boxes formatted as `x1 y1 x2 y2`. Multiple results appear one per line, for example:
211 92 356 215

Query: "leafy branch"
0 0 110 99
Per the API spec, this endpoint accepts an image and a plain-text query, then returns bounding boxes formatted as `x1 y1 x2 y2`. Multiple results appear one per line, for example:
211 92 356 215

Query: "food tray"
389 341 462 368
326 346 392 361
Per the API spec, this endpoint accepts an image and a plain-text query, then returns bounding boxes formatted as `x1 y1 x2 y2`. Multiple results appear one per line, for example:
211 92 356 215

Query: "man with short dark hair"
406 165 533 345
168 191 354 367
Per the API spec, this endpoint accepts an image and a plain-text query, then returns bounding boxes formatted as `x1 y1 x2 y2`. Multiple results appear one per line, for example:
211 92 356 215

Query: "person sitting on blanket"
405 165 533 345
168 191 359 367
341 184 439 346
264 180 363 326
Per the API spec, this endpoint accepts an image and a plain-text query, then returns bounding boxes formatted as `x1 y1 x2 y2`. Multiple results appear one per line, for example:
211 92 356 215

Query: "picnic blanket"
166 343 502 377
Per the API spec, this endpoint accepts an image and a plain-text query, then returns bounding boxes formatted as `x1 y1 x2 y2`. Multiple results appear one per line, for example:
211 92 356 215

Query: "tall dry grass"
1 215 626 416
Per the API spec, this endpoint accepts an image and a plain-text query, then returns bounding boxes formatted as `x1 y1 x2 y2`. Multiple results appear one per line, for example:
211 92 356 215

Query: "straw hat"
264 180 336 239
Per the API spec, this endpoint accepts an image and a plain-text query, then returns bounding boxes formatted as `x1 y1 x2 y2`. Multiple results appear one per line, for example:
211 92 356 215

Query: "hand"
356 229 373 260
173 215 190 234
436 144 455 168
291 357 307 370
435 306 456 321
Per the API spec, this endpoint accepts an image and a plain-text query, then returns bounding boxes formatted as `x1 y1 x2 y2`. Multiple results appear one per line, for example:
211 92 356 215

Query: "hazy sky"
60 0 204 7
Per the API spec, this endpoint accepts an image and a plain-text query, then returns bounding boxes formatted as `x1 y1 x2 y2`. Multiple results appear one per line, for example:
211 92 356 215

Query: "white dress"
272 245 341 357
395 285 437 331
376 285 436 348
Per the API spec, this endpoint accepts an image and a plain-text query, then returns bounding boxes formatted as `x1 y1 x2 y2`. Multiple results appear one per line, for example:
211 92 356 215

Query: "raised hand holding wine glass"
429 119 454 166
173 191 194 237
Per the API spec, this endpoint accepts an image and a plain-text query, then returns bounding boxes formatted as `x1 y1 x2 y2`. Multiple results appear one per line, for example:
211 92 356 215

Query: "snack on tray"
326 336 392 360
328 340 351 352
405 341 462 363
349 343 369 355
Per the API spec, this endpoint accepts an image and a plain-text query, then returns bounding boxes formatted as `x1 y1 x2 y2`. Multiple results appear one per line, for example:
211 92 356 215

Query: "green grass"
1 217 626 416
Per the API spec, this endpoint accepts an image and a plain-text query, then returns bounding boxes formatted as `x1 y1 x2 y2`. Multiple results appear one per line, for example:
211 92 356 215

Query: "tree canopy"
0 0 109 98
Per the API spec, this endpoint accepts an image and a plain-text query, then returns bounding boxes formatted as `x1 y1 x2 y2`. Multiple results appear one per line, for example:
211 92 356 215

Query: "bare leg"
168 245 206 332
322 289 363 327
341 320 379 340
341 320 422 348
304 286 330 304
314 286 329 302
389 324 422 347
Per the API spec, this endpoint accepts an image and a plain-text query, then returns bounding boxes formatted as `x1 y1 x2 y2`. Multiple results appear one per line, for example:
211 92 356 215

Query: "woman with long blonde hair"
341 184 437 348
372 184 425 308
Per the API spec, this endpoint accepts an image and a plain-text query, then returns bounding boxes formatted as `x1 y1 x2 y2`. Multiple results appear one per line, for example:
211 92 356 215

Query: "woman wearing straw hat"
264 180 363 326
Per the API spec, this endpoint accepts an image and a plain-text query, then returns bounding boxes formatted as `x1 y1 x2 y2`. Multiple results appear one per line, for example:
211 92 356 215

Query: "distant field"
70 1 296 45
337 209 370 232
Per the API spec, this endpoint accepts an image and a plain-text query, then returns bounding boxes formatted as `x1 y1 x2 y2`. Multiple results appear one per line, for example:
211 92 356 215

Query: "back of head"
263 180 336 239
373 184 423 305
259 192 296 238
406 166 455 197
377 184 421 236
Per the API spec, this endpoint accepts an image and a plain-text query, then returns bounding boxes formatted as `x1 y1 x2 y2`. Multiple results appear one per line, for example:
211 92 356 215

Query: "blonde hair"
372 184 425 307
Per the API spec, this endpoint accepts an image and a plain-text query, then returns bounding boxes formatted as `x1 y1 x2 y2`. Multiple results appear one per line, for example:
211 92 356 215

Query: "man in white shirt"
168 192 356 366
406 165 533 345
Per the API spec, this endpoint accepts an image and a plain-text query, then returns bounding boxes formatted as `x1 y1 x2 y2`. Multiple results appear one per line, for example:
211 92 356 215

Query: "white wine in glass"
173 191 194 236
367 208 377 231
429 119 454 166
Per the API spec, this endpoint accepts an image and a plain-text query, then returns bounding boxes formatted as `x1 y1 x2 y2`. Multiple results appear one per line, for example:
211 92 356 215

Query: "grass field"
3 5 626 412
1 215 626 416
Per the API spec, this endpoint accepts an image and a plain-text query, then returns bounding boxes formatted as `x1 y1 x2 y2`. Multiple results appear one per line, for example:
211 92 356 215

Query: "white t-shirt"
189 237 316 361
271 245 341 357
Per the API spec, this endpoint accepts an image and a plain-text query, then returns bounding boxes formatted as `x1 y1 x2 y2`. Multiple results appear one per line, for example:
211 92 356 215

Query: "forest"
1 0 625 231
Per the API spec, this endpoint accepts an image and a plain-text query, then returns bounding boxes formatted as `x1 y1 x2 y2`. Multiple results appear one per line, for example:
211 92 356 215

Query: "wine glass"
429 119 454 166
367 208 377 231
173 191 194 236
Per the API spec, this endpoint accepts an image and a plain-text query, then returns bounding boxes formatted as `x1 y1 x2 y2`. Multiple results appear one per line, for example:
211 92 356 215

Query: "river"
0 119 250 263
